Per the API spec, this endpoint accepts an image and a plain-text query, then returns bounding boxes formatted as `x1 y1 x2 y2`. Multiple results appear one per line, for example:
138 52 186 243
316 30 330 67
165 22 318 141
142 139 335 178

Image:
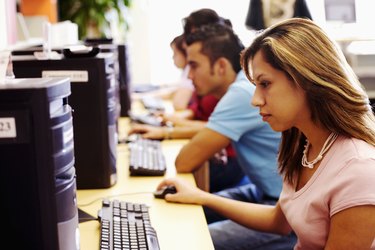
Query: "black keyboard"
129 138 166 176
130 113 163 127
98 199 160 250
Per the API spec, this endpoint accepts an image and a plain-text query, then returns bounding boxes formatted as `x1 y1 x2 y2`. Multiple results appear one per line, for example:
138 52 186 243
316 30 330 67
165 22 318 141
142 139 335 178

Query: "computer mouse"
153 185 177 199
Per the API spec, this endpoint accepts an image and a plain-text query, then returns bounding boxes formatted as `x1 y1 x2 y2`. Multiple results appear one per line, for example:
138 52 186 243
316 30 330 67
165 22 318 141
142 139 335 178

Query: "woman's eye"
260 81 270 88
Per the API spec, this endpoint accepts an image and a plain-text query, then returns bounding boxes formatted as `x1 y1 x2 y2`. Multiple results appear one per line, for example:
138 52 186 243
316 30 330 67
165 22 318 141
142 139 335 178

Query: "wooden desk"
77 119 214 250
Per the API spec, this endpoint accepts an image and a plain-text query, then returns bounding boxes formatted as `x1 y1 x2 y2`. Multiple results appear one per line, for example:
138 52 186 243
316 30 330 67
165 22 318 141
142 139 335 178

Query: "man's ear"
216 57 229 75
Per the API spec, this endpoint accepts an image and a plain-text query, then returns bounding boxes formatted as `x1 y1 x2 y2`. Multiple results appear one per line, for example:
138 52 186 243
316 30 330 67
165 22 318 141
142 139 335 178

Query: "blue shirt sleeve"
207 75 260 141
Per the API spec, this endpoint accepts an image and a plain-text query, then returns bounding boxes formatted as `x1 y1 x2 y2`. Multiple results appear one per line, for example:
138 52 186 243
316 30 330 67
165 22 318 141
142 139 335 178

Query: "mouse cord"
77 191 153 207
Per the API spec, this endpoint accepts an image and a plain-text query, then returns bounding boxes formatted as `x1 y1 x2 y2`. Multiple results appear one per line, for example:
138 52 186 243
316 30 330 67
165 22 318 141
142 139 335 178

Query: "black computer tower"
12 53 117 189
84 39 132 117
84 39 122 120
117 44 132 117
0 78 79 250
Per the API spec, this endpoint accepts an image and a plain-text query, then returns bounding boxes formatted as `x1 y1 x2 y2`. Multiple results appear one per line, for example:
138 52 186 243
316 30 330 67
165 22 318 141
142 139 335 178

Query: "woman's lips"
260 113 271 122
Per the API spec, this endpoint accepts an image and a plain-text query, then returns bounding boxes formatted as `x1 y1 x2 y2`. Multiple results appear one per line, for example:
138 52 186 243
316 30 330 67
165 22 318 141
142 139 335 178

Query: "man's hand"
128 123 164 139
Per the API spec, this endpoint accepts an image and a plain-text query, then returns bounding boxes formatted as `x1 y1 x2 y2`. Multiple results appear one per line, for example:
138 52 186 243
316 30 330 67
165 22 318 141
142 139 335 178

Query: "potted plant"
58 0 132 40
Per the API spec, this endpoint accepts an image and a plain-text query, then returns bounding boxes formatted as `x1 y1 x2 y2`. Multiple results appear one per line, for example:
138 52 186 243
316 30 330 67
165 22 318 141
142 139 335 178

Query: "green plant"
58 0 132 40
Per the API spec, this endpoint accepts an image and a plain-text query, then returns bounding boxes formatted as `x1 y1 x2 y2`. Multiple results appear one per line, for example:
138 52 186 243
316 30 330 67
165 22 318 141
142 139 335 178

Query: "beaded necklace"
301 133 338 169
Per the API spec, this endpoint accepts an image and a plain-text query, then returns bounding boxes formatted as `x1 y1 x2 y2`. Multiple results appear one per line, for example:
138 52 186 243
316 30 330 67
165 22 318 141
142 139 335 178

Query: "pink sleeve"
329 158 375 216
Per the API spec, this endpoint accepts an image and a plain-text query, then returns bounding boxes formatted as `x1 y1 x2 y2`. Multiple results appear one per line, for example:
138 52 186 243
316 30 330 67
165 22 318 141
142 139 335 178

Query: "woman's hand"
156 177 207 205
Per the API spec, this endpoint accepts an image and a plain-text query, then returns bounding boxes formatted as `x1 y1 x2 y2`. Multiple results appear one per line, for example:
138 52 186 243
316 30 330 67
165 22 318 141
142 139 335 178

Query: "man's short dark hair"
182 8 232 38
185 23 244 73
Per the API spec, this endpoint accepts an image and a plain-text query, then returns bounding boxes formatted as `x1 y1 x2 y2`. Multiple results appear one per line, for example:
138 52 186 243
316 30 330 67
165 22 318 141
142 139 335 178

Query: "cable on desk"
77 191 153 207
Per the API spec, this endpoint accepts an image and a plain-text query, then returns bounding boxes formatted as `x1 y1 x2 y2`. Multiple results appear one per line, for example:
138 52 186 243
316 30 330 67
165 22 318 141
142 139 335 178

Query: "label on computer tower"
42 70 89 82
0 117 16 138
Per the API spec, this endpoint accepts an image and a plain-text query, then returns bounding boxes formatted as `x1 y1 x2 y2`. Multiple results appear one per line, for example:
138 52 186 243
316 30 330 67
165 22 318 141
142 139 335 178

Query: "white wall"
116 0 375 86
127 0 254 86
0 0 18 50
0 1 7 50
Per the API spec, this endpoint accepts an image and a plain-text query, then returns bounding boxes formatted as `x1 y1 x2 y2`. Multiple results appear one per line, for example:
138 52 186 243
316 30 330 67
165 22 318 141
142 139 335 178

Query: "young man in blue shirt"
171 23 296 249
128 9 247 194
